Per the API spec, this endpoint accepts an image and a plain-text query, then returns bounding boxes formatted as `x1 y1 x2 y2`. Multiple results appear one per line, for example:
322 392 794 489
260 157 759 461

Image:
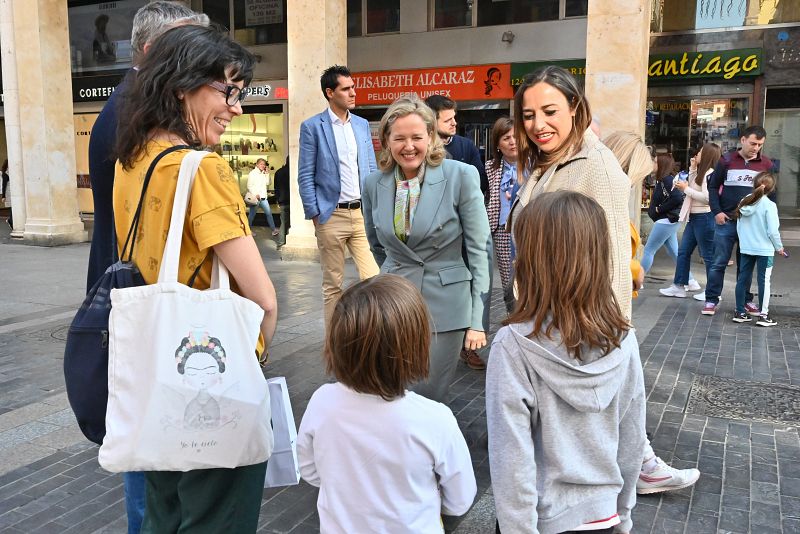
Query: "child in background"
297 274 477 533
487 191 645 534
733 172 785 327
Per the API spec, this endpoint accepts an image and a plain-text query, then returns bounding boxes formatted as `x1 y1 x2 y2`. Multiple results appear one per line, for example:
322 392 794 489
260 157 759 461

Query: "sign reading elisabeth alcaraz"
245 0 283 26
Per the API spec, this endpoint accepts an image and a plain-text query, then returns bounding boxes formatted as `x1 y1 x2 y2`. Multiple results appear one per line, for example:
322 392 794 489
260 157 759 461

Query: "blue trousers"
641 221 694 281
673 212 715 286
735 254 773 315
705 219 753 305
247 199 276 230
123 471 145 534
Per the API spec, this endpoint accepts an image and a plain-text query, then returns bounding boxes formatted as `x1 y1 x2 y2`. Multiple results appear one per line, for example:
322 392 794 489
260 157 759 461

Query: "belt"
337 199 361 209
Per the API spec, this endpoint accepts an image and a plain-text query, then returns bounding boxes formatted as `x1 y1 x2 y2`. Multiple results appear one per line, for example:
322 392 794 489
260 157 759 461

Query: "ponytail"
734 172 776 219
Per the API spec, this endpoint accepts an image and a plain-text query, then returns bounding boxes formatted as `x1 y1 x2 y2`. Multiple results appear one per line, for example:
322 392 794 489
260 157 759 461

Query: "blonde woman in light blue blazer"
363 95 493 403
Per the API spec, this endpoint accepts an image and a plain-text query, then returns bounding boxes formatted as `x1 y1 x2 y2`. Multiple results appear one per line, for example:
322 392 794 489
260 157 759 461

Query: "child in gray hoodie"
487 191 645 534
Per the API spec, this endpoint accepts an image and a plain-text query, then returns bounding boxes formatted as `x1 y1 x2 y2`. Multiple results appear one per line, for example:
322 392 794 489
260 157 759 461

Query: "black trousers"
496 522 615 534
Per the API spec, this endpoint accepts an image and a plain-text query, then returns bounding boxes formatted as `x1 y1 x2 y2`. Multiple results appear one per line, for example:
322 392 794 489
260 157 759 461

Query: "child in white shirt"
297 274 477 534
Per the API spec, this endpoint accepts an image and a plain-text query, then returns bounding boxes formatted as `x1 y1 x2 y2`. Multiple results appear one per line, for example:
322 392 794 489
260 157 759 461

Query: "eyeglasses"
207 81 246 106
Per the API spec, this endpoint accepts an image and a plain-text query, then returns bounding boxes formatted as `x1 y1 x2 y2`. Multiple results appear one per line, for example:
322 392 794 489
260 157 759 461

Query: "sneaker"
460 349 486 370
659 284 687 298
701 302 717 315
637 457 701 495
745 302 761 316
756 315 777 327
693 291 705 301
732 312 752 323
685 279 701 292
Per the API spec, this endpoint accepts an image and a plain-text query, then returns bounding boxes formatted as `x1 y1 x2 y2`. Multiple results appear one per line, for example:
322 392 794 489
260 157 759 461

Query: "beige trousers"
316 207 379 326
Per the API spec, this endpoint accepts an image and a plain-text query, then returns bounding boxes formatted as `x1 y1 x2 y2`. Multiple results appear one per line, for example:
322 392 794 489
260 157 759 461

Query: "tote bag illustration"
99 150 273 472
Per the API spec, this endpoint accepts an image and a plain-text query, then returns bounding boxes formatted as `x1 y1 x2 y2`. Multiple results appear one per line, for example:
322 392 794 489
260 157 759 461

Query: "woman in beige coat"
506 66 632 319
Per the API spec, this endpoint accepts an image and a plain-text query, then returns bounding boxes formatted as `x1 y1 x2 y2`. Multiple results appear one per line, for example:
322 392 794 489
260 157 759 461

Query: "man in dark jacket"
424 95 488 195
702 125 774 316
274 156 290 248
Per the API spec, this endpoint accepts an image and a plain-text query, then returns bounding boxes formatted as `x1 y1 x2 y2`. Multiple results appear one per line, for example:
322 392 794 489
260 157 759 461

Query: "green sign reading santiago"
511 48 763 88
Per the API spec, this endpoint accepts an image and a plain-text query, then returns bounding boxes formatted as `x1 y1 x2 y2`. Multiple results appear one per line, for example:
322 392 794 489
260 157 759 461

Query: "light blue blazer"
297 110 377 224
363 159 493 333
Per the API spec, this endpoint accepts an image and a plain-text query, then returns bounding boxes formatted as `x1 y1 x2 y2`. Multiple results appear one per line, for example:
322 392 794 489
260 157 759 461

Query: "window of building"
565 0 588 17
434 0 473 29
651 0 800 32
366 0 400 34
233 0 287 45
200 0 231 31
477 0 559 27
67 0 147 76
348 0 363 37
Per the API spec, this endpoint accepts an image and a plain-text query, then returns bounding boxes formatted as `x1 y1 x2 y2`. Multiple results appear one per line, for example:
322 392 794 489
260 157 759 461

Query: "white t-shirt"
247 167 270 198
297 383 476 534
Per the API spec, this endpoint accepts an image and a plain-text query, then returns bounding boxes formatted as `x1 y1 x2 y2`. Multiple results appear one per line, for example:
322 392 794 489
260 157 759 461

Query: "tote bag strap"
157 150 231 290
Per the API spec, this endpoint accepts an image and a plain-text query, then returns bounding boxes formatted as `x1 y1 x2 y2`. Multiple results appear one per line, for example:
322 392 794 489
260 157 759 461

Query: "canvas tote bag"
99 150 273 472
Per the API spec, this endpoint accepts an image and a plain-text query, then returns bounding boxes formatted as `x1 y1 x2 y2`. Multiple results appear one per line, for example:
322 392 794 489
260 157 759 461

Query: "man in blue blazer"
298 65 379 325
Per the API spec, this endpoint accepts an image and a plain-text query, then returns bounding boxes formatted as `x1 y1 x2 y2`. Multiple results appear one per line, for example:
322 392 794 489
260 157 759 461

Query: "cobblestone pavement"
1 229 799 533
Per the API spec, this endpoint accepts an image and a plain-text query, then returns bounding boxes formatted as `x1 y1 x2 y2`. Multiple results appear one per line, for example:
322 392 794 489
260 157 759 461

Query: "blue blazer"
297 110 377 224
363 160 493 333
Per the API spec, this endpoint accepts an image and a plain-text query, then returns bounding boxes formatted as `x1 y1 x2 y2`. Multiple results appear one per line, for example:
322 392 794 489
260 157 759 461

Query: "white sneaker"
659 284 687 298
693 291 705 301
685 279 701 292
637 457 701 494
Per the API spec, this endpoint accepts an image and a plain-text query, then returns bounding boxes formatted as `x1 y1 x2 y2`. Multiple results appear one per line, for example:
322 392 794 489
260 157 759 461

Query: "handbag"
647 180 678 223
98 150 273 472
264 377 301 488
64 145 189 445
244 191 258 206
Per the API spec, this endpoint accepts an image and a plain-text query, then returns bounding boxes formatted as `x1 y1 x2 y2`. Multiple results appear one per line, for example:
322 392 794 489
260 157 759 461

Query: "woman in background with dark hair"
506 66 632 318
485 117 516 312
113 25 277 531
660 142 722 299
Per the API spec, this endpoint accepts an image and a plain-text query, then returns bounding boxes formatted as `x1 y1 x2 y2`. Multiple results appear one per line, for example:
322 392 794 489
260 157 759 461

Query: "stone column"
584 0 650 225
281 0 347 261
0 0 86 245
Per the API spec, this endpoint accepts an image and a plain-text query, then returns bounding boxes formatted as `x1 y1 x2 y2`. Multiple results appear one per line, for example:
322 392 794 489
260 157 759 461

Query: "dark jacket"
648 175 683 223
273 162 290 205
444 135 488 194
87 69 133 291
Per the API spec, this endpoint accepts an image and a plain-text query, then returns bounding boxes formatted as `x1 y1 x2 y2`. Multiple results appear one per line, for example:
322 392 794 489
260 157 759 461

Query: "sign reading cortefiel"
352 64 513 106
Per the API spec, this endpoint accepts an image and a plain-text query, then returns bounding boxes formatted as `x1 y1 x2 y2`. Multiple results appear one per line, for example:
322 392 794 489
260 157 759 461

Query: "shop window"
233 0 287 45
477 0 558 26
651 0 800 32
366 0 400 33
565 0 588 17
67 0 147 76
348 0 363 37
434 0 473 29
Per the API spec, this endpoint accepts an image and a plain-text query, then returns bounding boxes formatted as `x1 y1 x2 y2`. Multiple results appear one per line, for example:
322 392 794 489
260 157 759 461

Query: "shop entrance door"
765 110 800 218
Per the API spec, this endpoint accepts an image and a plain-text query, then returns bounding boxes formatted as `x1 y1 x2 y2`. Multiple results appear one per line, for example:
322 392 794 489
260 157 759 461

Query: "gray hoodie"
486 322 645 534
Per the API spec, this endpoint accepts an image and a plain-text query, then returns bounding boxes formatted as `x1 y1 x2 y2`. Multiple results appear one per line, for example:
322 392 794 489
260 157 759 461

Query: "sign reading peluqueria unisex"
510 48 763 88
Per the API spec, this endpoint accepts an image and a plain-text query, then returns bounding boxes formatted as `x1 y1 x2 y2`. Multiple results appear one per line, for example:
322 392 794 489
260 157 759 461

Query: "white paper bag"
264 377 300 487
99 150 273 472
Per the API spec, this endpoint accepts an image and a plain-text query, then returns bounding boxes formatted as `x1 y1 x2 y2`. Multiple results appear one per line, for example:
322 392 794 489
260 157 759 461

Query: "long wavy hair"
734 172 777 219
377 95 446 172
115 25 255 169
694 142 722 186
506 191 629 361
602 131 653 186
513 66 592 177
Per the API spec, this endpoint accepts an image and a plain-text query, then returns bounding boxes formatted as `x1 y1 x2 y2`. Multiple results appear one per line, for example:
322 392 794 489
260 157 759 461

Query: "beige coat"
507 128 633 319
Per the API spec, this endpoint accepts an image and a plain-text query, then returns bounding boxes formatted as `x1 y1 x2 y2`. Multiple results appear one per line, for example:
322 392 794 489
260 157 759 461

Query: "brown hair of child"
506 190 630 361
325 274 431 401
734 172 777 220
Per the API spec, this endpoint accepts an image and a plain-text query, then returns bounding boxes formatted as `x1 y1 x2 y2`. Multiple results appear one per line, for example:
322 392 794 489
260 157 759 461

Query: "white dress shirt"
297 383 477 533
247 167 270 198
327 107 360 203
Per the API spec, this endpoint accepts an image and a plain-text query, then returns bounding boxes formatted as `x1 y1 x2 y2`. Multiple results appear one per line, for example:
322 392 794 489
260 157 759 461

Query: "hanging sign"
245 0 283 26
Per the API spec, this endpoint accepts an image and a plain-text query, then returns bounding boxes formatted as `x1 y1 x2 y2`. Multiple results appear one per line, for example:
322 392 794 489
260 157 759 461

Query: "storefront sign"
244 80 288 101
352 64 512 105
511 48 763 89
72 73 126 102
245 0 283 26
